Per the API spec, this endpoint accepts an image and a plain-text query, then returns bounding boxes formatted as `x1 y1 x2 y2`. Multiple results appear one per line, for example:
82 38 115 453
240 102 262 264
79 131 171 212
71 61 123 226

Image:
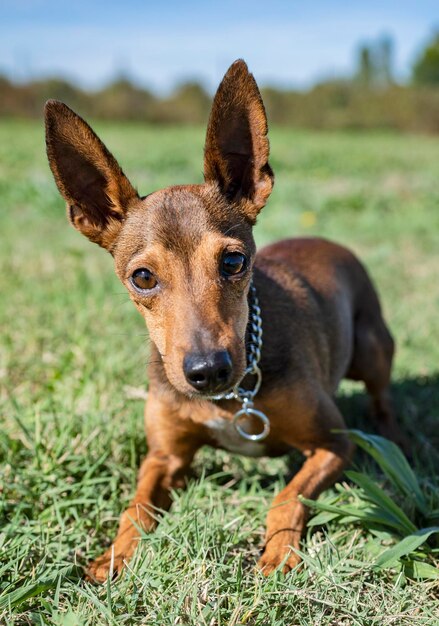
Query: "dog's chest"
205 416 266 457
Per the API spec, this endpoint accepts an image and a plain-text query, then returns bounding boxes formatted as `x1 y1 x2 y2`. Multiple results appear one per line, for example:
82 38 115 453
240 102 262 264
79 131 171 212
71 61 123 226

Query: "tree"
377 35 394 86
355 36 394 89
356 44 374 87
413 32 439 85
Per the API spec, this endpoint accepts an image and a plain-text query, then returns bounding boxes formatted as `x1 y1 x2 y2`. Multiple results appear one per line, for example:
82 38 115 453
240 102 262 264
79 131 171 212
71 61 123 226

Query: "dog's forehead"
124 185 248 251
143 187 211 250
115 185 254 270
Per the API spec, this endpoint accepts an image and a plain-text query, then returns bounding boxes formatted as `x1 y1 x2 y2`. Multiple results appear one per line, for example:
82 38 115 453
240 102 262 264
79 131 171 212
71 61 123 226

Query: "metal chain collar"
211 280 270 442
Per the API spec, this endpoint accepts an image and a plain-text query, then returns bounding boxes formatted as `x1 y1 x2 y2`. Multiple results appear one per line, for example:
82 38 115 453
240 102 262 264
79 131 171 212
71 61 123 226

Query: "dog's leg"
87 397 202 582
258 393 353 575
347 312 407 449
87 448 195 582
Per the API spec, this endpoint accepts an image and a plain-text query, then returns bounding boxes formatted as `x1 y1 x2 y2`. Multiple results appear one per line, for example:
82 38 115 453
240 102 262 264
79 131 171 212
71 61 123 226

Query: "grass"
1 119 439 624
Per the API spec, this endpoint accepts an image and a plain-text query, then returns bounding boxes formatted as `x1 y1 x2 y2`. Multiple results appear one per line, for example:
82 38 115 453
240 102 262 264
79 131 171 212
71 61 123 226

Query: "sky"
1 0 438 93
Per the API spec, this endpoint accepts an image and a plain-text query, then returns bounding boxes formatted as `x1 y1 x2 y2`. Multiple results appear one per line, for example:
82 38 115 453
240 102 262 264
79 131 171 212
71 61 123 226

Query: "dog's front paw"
257 547 301 576
86 544 135 583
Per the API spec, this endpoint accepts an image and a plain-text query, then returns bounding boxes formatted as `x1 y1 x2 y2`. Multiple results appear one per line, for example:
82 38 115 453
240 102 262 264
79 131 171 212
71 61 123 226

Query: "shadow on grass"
337 373 439 468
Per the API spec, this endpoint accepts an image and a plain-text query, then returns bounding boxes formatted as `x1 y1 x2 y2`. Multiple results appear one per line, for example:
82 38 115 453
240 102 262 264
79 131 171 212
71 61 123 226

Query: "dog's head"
45 60 274 397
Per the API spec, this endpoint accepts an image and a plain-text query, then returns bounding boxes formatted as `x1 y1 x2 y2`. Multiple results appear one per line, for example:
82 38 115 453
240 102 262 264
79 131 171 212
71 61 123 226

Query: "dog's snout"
183 350 233 393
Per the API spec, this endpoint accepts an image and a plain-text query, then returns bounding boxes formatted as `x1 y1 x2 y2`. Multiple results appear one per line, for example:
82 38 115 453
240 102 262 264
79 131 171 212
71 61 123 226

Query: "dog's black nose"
183 350 233 393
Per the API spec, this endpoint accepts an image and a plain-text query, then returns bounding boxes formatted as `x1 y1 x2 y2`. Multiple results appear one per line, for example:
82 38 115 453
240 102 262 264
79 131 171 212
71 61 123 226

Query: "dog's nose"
183 350 233 393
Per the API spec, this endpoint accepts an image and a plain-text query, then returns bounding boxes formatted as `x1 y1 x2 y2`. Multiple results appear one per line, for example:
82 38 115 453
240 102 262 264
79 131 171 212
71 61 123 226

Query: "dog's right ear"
204 60 274 223
45 100 138 251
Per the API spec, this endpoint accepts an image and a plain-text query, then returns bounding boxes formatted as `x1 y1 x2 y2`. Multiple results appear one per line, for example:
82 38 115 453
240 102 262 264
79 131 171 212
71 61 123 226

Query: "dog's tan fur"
45 60 401 581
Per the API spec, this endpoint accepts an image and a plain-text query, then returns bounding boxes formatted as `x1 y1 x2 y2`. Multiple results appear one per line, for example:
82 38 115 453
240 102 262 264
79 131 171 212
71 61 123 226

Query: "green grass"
1 119 439 624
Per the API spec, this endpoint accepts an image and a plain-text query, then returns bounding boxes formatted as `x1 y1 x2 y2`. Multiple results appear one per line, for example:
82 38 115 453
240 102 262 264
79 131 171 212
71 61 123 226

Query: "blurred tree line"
1 33 439 132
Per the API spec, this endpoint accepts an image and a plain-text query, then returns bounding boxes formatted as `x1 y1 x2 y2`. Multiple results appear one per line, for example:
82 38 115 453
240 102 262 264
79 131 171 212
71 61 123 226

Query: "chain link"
212 279 270 441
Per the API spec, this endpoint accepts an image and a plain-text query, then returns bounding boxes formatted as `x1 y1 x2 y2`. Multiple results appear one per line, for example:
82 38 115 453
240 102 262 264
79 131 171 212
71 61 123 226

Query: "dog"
44 60 401 582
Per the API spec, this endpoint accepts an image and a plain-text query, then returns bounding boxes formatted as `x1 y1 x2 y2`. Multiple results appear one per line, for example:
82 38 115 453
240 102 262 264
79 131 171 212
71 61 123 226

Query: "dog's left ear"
204 60 274 223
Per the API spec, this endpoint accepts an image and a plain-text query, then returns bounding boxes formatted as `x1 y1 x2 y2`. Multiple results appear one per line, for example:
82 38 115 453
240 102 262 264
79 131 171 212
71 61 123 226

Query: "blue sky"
1 0 437 92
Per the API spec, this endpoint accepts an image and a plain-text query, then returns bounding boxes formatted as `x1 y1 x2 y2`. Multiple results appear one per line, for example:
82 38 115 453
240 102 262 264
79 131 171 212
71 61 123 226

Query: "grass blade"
299 495 409 533
0 565 82 610
374 526 439 569
344 430 427 514
346 470 417 535
403 560 439 580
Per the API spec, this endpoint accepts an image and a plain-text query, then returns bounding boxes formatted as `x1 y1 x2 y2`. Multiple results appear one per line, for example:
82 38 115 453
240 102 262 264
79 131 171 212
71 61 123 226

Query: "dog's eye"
131 268 157 291
221 252 247 277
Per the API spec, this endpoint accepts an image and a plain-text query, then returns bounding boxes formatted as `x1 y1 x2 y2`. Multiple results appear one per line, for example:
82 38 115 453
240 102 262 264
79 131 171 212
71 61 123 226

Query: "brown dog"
45 60 400 581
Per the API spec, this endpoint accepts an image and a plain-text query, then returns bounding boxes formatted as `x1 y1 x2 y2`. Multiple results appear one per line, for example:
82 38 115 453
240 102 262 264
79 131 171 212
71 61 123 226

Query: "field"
1 119 439 625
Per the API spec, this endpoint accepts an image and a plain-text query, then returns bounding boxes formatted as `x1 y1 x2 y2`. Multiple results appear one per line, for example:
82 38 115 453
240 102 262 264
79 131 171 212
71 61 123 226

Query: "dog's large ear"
45 100 138 250
204 60 274 223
